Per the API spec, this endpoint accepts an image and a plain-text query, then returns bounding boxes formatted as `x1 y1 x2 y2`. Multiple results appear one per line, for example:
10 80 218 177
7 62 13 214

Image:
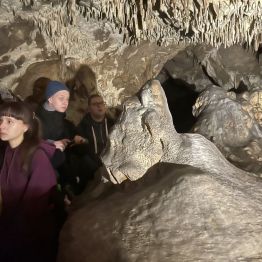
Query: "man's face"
88 96 106 119
48 90 70 113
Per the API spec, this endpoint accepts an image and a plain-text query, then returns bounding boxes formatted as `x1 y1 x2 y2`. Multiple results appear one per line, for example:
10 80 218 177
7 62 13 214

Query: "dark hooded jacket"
0 141 58 261
77 113 114 161
36 105 76 141
0 141 7 170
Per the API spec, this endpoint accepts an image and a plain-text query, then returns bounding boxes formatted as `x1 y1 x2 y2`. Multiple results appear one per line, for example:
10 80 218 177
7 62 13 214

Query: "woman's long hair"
0 101 41 173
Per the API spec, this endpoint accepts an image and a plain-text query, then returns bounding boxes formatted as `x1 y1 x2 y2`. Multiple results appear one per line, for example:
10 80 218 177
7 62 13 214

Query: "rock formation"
161 45 262 92
153 44 262 175
2 0 262 108
58 80 262 261
0 0 184 109
1 1 262 260
192 85 262 175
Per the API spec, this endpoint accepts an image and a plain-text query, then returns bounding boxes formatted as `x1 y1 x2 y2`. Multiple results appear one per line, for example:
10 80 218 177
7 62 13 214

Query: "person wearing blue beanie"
44 81 70 113
45 80 69 101
36 80 77 201
36 80 73 151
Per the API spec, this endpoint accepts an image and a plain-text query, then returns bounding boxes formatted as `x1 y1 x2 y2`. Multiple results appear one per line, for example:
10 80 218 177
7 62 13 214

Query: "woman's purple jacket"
0 140 58 260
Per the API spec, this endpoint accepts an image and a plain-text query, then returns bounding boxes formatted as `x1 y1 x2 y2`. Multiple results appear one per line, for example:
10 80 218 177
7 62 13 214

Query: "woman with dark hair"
0 94 6 169
0 101 59 262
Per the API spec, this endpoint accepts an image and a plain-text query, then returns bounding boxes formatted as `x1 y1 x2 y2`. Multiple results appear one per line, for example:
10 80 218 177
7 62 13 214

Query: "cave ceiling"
1 0 262 106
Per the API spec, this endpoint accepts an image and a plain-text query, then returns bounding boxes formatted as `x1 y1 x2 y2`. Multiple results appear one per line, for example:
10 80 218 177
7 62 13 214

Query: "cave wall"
0 0 186 110
2 0 262 108
157 45 262 175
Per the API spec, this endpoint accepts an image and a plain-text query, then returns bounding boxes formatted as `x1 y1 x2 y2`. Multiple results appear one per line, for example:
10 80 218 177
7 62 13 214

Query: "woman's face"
0 116 28 147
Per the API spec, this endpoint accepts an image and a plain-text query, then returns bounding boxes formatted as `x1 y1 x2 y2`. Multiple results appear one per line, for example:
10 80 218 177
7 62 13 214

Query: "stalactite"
17 0 262 56
21 0 34 7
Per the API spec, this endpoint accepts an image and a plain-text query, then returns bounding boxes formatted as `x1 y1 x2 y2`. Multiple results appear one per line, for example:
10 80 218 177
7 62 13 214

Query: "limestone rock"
58 80 262 262
2 0 262 111
161 45 262 92
192 85 262 175
102 80 252 183
101 80 176 183
0 0 182 112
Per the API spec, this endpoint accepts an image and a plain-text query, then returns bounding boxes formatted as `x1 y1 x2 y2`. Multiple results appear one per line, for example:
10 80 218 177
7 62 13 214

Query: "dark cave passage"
162 78 198 133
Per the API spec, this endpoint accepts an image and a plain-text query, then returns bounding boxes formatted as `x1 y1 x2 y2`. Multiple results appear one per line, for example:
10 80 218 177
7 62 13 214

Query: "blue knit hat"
45 80 69 99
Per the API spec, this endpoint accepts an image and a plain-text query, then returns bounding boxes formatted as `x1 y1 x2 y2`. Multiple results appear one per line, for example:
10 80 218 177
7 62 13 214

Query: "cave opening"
162 78 198 133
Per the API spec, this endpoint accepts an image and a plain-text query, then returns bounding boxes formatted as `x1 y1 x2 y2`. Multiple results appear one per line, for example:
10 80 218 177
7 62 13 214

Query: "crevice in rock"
162 77 198 133
201 64 219 86
229 81 248 94
256 43 262 63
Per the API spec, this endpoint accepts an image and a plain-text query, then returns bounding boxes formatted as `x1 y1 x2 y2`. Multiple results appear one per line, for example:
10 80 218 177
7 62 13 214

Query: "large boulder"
58 80 262 262
192 85 262 175
162 45 262 92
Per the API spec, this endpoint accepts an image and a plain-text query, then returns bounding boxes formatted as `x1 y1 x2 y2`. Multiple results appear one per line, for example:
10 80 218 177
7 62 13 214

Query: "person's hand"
54 139 70 151
74 135 86 144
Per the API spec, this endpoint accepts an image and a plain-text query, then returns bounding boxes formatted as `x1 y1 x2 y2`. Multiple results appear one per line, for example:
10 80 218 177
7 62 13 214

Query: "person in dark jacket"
74 94 114 192
0 140 6 169
0 95 6 169
36 80 77 198
0 101 59 262
36 80 75 150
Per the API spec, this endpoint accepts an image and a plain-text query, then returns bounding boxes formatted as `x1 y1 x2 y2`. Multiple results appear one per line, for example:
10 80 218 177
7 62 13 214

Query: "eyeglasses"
90 102 106 106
